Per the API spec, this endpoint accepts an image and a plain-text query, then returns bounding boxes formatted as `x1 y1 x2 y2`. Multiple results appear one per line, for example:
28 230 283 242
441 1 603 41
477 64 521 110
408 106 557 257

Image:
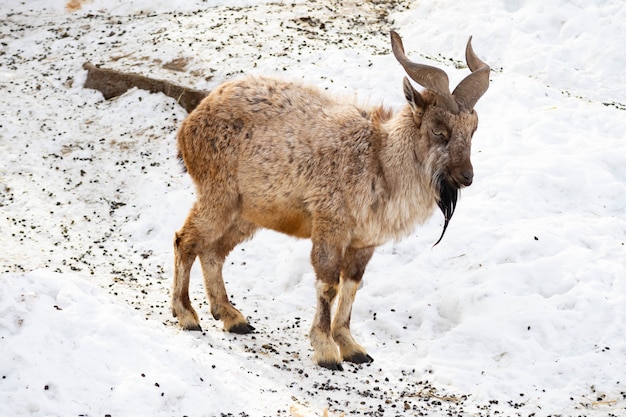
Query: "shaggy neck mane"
363 105 442 242
364 101 458 245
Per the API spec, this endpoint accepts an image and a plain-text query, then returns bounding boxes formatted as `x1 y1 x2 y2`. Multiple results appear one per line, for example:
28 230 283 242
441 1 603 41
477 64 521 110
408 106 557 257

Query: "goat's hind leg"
199 218 257 334
172 209 204 331
332 245 375 364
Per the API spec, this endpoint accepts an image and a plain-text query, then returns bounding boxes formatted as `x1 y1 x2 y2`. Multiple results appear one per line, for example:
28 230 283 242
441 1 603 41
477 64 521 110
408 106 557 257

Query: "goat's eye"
431 129 448 142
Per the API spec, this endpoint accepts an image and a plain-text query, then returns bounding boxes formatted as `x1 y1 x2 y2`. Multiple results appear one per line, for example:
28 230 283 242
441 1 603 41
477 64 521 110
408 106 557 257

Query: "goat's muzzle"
450 161 474 188
459 168 474 187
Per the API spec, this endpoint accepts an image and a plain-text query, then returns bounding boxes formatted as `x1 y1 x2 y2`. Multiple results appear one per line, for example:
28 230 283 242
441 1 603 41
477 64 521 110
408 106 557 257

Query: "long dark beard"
433 179 459 246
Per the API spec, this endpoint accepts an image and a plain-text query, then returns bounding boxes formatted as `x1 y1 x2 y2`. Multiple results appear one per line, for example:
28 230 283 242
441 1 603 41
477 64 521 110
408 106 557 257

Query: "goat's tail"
176 150 188 173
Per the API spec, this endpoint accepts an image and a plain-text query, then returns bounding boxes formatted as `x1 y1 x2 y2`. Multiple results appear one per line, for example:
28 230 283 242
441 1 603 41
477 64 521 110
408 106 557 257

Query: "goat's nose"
461 169 474 186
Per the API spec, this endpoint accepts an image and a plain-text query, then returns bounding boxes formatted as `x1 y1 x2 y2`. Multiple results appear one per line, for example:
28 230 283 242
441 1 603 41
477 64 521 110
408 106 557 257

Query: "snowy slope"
1 0 625 416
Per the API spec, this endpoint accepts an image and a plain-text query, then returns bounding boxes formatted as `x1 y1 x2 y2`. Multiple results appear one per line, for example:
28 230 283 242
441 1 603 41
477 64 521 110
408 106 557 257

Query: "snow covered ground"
1 0 625 415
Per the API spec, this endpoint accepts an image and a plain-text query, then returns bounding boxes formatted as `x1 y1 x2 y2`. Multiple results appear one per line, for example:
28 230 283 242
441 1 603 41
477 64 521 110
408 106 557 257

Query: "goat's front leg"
332 246 375 364
309 238 344 370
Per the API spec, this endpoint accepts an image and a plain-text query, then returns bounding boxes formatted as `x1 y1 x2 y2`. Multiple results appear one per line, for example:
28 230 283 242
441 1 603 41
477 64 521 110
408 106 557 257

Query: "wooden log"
82 62 209 113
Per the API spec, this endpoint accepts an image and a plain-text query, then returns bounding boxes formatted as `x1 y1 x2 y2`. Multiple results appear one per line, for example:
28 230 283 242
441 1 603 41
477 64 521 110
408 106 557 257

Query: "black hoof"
318 361 344 371
228 322 255 334
344 352 374 364
184 323 203 332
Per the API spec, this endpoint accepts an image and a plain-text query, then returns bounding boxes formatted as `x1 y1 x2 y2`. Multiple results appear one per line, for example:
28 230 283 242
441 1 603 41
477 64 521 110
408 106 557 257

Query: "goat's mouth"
448 173 472 189
433 178 459 246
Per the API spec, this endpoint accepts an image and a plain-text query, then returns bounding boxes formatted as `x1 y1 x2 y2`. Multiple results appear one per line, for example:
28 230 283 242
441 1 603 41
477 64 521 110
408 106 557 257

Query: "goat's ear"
402 77 425 114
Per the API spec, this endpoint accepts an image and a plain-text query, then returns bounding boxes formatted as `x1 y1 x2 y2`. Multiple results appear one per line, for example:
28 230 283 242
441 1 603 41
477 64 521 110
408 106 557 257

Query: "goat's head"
390 31 490 244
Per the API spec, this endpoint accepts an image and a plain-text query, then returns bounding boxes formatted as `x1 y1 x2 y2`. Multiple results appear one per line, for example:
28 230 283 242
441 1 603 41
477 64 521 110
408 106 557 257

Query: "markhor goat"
172 31 490 370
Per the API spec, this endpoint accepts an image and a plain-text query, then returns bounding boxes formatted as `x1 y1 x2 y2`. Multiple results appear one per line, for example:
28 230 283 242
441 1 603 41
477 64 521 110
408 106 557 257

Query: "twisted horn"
452 36 490 111
390 31 459 114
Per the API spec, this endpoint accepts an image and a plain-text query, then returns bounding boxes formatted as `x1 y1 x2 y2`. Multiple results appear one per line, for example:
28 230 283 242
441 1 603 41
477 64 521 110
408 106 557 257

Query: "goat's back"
177 76 387 238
